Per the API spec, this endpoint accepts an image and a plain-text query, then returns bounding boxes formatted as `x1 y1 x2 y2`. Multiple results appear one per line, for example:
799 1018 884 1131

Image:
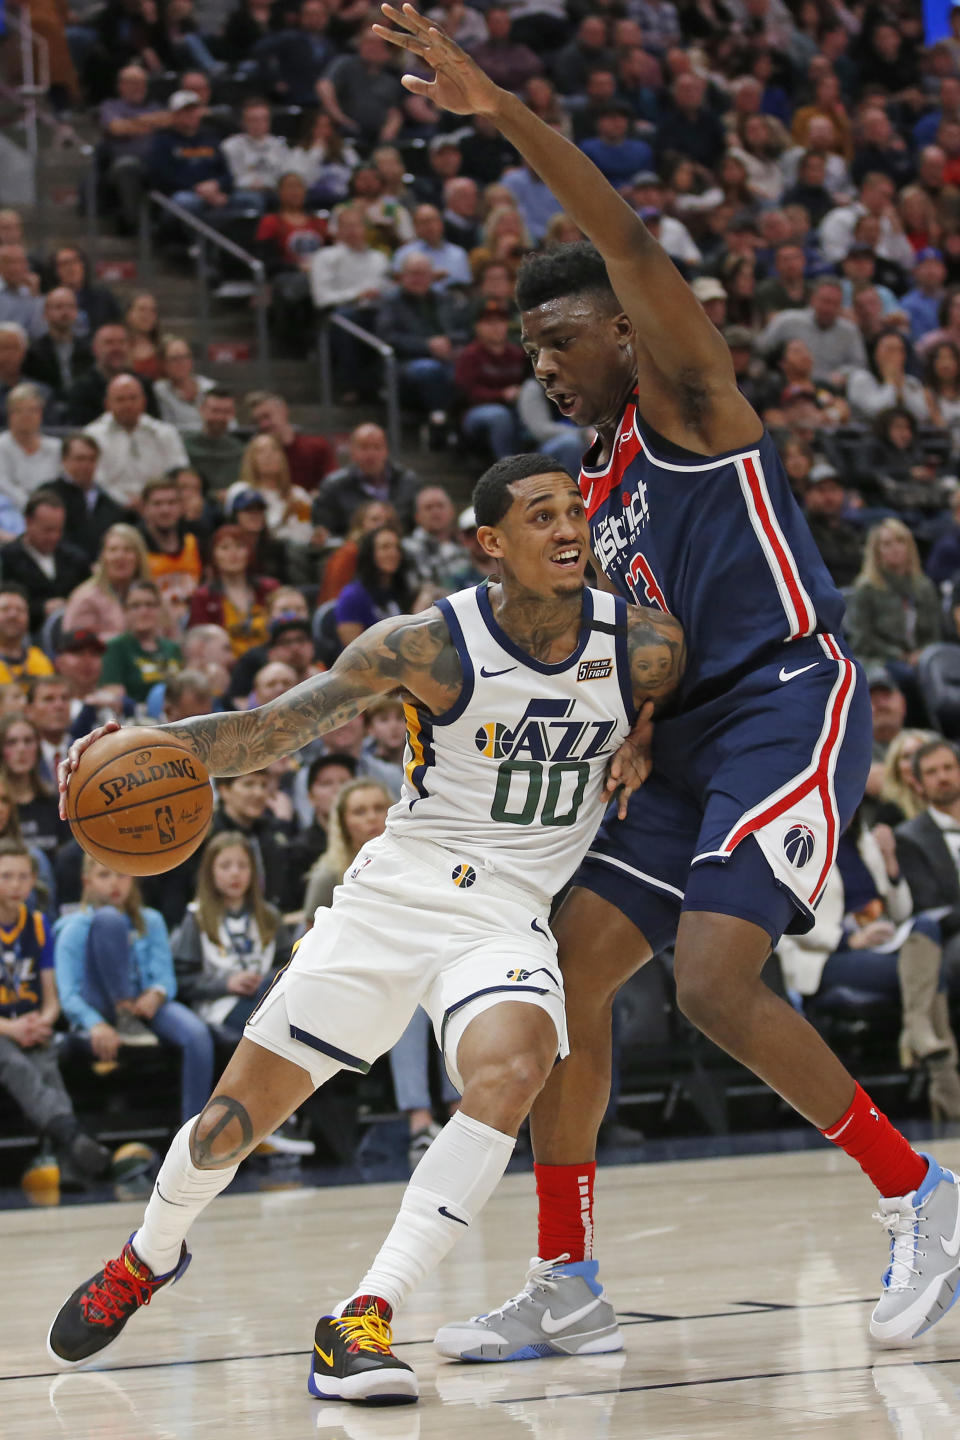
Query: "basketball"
65 728 213 877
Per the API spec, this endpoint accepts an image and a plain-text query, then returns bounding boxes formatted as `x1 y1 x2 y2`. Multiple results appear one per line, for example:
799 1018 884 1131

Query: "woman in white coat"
777 815 960 1119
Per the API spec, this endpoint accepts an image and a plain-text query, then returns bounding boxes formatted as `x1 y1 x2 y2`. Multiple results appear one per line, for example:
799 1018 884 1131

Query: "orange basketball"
65 727 213 876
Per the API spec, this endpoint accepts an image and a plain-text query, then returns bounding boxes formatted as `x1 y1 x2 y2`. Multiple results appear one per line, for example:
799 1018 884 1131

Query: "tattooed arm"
58 610 462 805
160 609 463 775
603 605 686 819
625 604 686 713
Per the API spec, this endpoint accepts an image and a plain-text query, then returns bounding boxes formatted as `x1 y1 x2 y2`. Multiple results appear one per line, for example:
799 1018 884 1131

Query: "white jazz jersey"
386 582 636 906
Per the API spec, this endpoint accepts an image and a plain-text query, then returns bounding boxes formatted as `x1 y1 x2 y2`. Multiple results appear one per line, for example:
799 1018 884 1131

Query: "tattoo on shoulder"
625 607 686 707
379 613 463 694
190 1094 254 1168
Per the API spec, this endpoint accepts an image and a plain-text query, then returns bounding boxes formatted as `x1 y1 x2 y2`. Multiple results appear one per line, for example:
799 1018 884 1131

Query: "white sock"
342 1110 515 1315
133 1118 239 1276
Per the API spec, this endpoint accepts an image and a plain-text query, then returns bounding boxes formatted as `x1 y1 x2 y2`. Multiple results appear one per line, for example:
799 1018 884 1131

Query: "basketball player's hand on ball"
374 5 504 117
57 720 121 819
604 700 654 819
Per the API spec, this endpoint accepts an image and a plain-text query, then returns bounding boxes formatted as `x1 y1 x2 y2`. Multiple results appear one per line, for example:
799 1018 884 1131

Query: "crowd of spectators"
11 0 960 1170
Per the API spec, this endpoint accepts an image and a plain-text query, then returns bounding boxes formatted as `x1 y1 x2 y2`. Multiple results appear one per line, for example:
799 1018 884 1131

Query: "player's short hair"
515 241 618 314
0 837 31 864
473 453 572 529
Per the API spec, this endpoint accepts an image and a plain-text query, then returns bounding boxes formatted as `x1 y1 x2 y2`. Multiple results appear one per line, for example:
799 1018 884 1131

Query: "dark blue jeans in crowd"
399 357 455 415
81 908 215 1123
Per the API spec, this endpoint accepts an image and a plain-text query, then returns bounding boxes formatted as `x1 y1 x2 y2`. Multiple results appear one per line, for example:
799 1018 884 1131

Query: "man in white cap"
691 276 727 329
147 91 234 218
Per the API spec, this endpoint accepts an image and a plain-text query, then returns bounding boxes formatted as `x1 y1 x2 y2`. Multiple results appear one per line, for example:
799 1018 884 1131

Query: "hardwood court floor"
4 1144 960 1439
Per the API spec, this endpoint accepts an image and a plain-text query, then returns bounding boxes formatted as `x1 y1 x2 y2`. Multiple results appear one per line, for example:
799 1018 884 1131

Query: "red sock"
535 1162 595 1262
821 1084 927 1198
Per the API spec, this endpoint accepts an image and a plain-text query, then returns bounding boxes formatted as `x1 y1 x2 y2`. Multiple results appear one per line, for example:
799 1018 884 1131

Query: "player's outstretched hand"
604 700 654 820
58 720 121 821
373 4 503 117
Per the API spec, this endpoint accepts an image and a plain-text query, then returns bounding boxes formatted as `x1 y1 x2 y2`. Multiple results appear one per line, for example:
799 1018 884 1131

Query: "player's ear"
613 311 634 350
476 524 503 559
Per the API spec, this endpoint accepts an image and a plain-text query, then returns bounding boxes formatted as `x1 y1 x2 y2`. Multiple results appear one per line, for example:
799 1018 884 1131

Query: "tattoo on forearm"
162 611 462 776
626 608 686 709
190 1094 254 1168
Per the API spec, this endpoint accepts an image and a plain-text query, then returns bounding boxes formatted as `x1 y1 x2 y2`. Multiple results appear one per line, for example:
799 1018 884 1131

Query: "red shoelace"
80 1255 156 1328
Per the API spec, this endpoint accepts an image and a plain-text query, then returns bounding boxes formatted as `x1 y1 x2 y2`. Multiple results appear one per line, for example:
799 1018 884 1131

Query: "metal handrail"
139 191 269 387
318 312 400 453
3 6 50 214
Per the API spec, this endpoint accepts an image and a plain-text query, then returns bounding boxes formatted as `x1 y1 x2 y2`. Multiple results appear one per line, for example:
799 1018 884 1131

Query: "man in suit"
0 489 89 635
895 738 960 988
23 288 94 403
47 432 127 565
63 323 157 426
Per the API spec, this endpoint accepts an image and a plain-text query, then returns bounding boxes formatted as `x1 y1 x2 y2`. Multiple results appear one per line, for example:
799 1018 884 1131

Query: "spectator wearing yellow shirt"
0 585 53 691
138 476 203 632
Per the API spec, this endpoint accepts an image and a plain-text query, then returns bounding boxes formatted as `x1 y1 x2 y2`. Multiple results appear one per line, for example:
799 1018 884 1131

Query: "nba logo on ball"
782 824 816 868
452 863 477 888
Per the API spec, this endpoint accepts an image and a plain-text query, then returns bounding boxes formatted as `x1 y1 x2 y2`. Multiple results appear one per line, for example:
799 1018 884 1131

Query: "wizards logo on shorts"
782 824 816 868
452 863 477 888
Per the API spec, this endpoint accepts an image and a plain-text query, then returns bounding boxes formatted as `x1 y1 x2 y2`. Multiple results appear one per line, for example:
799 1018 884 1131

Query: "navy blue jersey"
581 397 847 705
0 905 52 1018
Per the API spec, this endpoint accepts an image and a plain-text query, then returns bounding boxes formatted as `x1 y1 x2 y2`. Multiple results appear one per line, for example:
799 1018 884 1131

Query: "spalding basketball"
66 728 213 876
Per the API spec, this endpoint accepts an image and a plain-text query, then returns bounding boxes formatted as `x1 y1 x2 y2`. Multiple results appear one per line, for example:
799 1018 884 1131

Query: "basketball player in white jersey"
47 456 685 1403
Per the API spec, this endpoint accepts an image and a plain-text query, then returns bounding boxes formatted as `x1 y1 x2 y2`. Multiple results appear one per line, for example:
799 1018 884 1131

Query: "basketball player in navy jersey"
47 458 685 1400
375 5 960 1355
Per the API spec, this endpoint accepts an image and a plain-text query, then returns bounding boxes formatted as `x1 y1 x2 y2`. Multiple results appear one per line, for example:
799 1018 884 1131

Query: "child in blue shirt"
55 859 215 1123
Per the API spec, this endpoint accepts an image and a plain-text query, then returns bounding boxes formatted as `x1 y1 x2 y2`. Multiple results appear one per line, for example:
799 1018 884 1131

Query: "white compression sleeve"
343 1110 516 1314
133 1118 239 1276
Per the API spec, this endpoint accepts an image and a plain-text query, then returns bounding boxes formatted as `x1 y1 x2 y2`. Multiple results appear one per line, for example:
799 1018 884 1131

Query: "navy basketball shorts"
575 633 872 951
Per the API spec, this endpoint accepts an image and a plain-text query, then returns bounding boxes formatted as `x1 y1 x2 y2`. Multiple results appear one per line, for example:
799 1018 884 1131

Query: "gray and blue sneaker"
434 1255 622 1362
870 1153 960 1346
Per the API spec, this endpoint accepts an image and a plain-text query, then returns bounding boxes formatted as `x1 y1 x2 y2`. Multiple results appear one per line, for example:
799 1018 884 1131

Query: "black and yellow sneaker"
46 1234 191 1368
308 1296 419 1404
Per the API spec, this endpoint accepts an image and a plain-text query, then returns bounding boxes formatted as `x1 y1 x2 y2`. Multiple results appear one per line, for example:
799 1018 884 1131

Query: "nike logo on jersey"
480 665 517 678
939 1203 960 1259
779 662 819 683
540 1297 602 1334
438 1206 468 1226
314 1344 334 1367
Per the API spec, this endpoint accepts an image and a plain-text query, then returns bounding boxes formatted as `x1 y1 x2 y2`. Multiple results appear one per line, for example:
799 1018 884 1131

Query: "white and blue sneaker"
870 1153 960 1346
434 1255 622 1362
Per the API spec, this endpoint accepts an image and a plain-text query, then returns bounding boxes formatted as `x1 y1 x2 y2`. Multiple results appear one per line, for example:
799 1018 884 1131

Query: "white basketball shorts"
243 830 568 1092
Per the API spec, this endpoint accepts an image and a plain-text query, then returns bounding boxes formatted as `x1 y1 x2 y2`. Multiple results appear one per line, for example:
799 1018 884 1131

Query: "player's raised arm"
375 6 748 414
58 610 461 807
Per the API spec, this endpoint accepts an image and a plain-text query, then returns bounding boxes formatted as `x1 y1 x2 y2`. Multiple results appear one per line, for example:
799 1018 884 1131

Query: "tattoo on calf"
191 1094 254 1167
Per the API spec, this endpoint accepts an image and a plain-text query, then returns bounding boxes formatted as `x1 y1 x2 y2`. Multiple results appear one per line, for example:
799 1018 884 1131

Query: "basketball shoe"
47 1234 191 1368
309 1297 418 1404
870 1154 960 1346
433 1256 622 1362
